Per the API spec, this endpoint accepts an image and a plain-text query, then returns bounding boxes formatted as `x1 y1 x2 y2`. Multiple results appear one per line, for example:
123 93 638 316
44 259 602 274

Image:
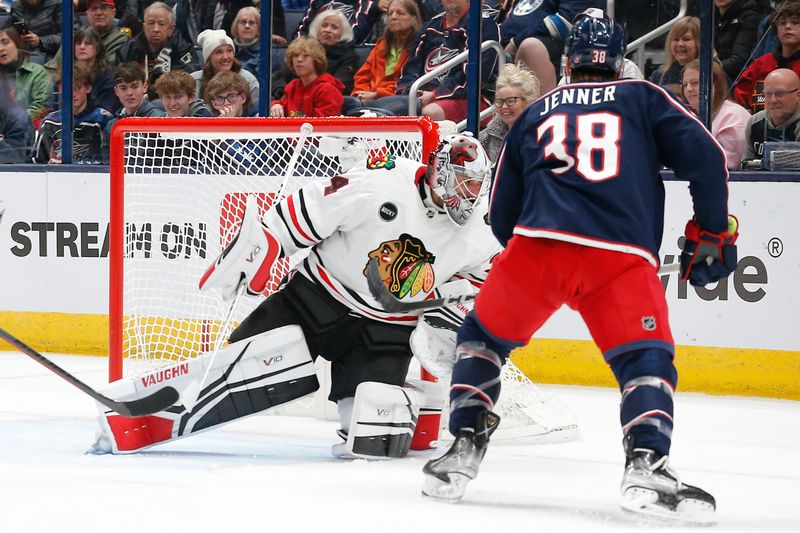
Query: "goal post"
109 116 440 382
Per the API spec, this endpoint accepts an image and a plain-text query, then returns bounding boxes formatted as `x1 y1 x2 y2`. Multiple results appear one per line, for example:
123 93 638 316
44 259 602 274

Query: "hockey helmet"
565 11 625 78
427 133 492 226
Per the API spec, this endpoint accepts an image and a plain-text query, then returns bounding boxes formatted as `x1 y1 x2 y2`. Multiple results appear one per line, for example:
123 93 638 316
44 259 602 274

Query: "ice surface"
0 352 798 532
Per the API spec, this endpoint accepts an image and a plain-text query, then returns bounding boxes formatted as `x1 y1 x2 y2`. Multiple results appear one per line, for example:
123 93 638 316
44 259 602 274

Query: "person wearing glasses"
478 63 540 163
742 68 800 162
230 6 285 78
681 59 750 169
734 0 800 113
193 29 260 113
269 36 344 118
204 70 253 117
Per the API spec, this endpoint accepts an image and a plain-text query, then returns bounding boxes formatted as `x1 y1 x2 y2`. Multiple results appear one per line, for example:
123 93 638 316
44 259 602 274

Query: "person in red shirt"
733 0 800 113
270 36 344 118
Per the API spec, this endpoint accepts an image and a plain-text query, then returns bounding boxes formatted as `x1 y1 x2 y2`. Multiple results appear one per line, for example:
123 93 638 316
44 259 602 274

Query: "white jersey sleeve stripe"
271 202 308 250
286 195 319 245
296 189 323 241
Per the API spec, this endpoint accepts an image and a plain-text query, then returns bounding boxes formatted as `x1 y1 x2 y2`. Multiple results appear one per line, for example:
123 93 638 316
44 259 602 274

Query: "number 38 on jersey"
536 112 622 182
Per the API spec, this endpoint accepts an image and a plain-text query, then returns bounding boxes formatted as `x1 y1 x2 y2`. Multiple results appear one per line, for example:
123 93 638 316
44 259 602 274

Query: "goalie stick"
184 123 316 410
366 259 681 313
0 328 179 418
366 258 475 312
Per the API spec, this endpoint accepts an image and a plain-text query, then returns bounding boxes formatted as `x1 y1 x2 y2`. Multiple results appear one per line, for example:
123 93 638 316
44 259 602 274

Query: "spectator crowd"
0 0 798 169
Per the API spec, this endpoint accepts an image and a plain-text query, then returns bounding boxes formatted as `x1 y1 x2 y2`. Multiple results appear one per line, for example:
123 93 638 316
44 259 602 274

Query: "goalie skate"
422 410 499 503
620 447 716 524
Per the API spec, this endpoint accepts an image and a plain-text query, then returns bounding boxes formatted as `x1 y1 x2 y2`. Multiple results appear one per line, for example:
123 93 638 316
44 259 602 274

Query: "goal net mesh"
112 118 433 379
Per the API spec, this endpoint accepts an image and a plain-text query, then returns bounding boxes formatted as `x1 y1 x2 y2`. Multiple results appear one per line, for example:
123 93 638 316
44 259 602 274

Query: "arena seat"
355 44 373 65
285 9 305 38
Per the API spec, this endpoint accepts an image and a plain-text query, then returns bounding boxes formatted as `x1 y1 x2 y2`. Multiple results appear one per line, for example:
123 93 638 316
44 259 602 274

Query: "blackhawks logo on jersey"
366 153 396 170
364 233 435 299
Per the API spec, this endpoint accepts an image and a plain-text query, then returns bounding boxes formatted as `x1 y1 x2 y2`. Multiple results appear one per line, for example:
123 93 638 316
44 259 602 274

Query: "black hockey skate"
422 410 500 503
620 436 716 523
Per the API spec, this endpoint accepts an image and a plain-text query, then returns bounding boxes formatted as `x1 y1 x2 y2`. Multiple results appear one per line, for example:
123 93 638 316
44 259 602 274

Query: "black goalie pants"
230 274 414 402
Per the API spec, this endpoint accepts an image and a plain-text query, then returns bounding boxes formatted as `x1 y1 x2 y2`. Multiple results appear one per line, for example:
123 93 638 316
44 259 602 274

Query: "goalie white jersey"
264 155 502 325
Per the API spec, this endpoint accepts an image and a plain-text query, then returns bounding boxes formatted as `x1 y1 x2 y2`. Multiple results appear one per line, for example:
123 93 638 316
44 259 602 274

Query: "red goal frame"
108 116 440 381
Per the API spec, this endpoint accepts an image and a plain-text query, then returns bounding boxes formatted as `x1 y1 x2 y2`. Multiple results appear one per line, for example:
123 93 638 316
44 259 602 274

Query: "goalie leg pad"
94 325 319 454
407 378 448 450
333 381 424 459
610 348 677 457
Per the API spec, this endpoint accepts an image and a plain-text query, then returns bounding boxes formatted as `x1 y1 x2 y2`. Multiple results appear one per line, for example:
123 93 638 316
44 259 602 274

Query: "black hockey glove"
679 216 739 287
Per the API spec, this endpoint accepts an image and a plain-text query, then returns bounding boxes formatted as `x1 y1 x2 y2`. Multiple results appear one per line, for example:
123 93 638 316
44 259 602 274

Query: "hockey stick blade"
0 328 179 418
366 258 476 313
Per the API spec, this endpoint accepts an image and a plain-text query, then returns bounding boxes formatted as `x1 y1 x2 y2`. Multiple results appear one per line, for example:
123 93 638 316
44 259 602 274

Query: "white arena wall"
0 167 797 400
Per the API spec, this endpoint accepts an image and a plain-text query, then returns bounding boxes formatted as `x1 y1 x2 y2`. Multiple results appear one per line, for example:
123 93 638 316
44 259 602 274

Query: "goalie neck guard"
426 134 491 226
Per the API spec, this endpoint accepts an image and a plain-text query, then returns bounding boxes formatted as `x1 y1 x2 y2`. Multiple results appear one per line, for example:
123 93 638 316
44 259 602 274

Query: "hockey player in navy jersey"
422 12 738 523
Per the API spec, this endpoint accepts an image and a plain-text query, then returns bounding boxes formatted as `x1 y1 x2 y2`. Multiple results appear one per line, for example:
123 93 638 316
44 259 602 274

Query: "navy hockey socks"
449 312 522 435
609 348 678 457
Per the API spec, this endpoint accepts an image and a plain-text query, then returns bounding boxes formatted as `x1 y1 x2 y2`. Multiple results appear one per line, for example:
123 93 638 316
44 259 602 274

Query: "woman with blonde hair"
479 63 541 162
231 6 286 77
307 9 359 95
650 17 701 86
681 59 750 169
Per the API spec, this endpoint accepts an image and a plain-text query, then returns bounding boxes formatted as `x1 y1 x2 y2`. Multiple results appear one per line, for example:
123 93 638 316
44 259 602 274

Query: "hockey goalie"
93 133 577 456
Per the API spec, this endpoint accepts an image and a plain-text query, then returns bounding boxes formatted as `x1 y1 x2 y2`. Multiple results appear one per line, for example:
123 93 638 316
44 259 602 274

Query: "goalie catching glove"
410 279 475 379
679 215 739 287
199 195 284 300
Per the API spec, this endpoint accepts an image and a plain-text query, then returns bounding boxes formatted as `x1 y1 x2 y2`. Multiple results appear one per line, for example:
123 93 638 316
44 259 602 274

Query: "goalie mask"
427 134 492 226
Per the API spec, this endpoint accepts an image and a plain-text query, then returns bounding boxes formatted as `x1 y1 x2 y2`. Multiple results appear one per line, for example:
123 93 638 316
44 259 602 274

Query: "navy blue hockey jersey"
396 10 500 99
500 0 604 47
491 79 730 266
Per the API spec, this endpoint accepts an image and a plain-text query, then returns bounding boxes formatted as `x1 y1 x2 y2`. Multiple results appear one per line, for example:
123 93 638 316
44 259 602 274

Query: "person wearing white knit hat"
191 29 260 113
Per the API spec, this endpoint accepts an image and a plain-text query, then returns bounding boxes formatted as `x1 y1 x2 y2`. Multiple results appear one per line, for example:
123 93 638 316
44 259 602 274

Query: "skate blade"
621 488 716 525
422 472 471 503
434 424 580 447
492 423 580 445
